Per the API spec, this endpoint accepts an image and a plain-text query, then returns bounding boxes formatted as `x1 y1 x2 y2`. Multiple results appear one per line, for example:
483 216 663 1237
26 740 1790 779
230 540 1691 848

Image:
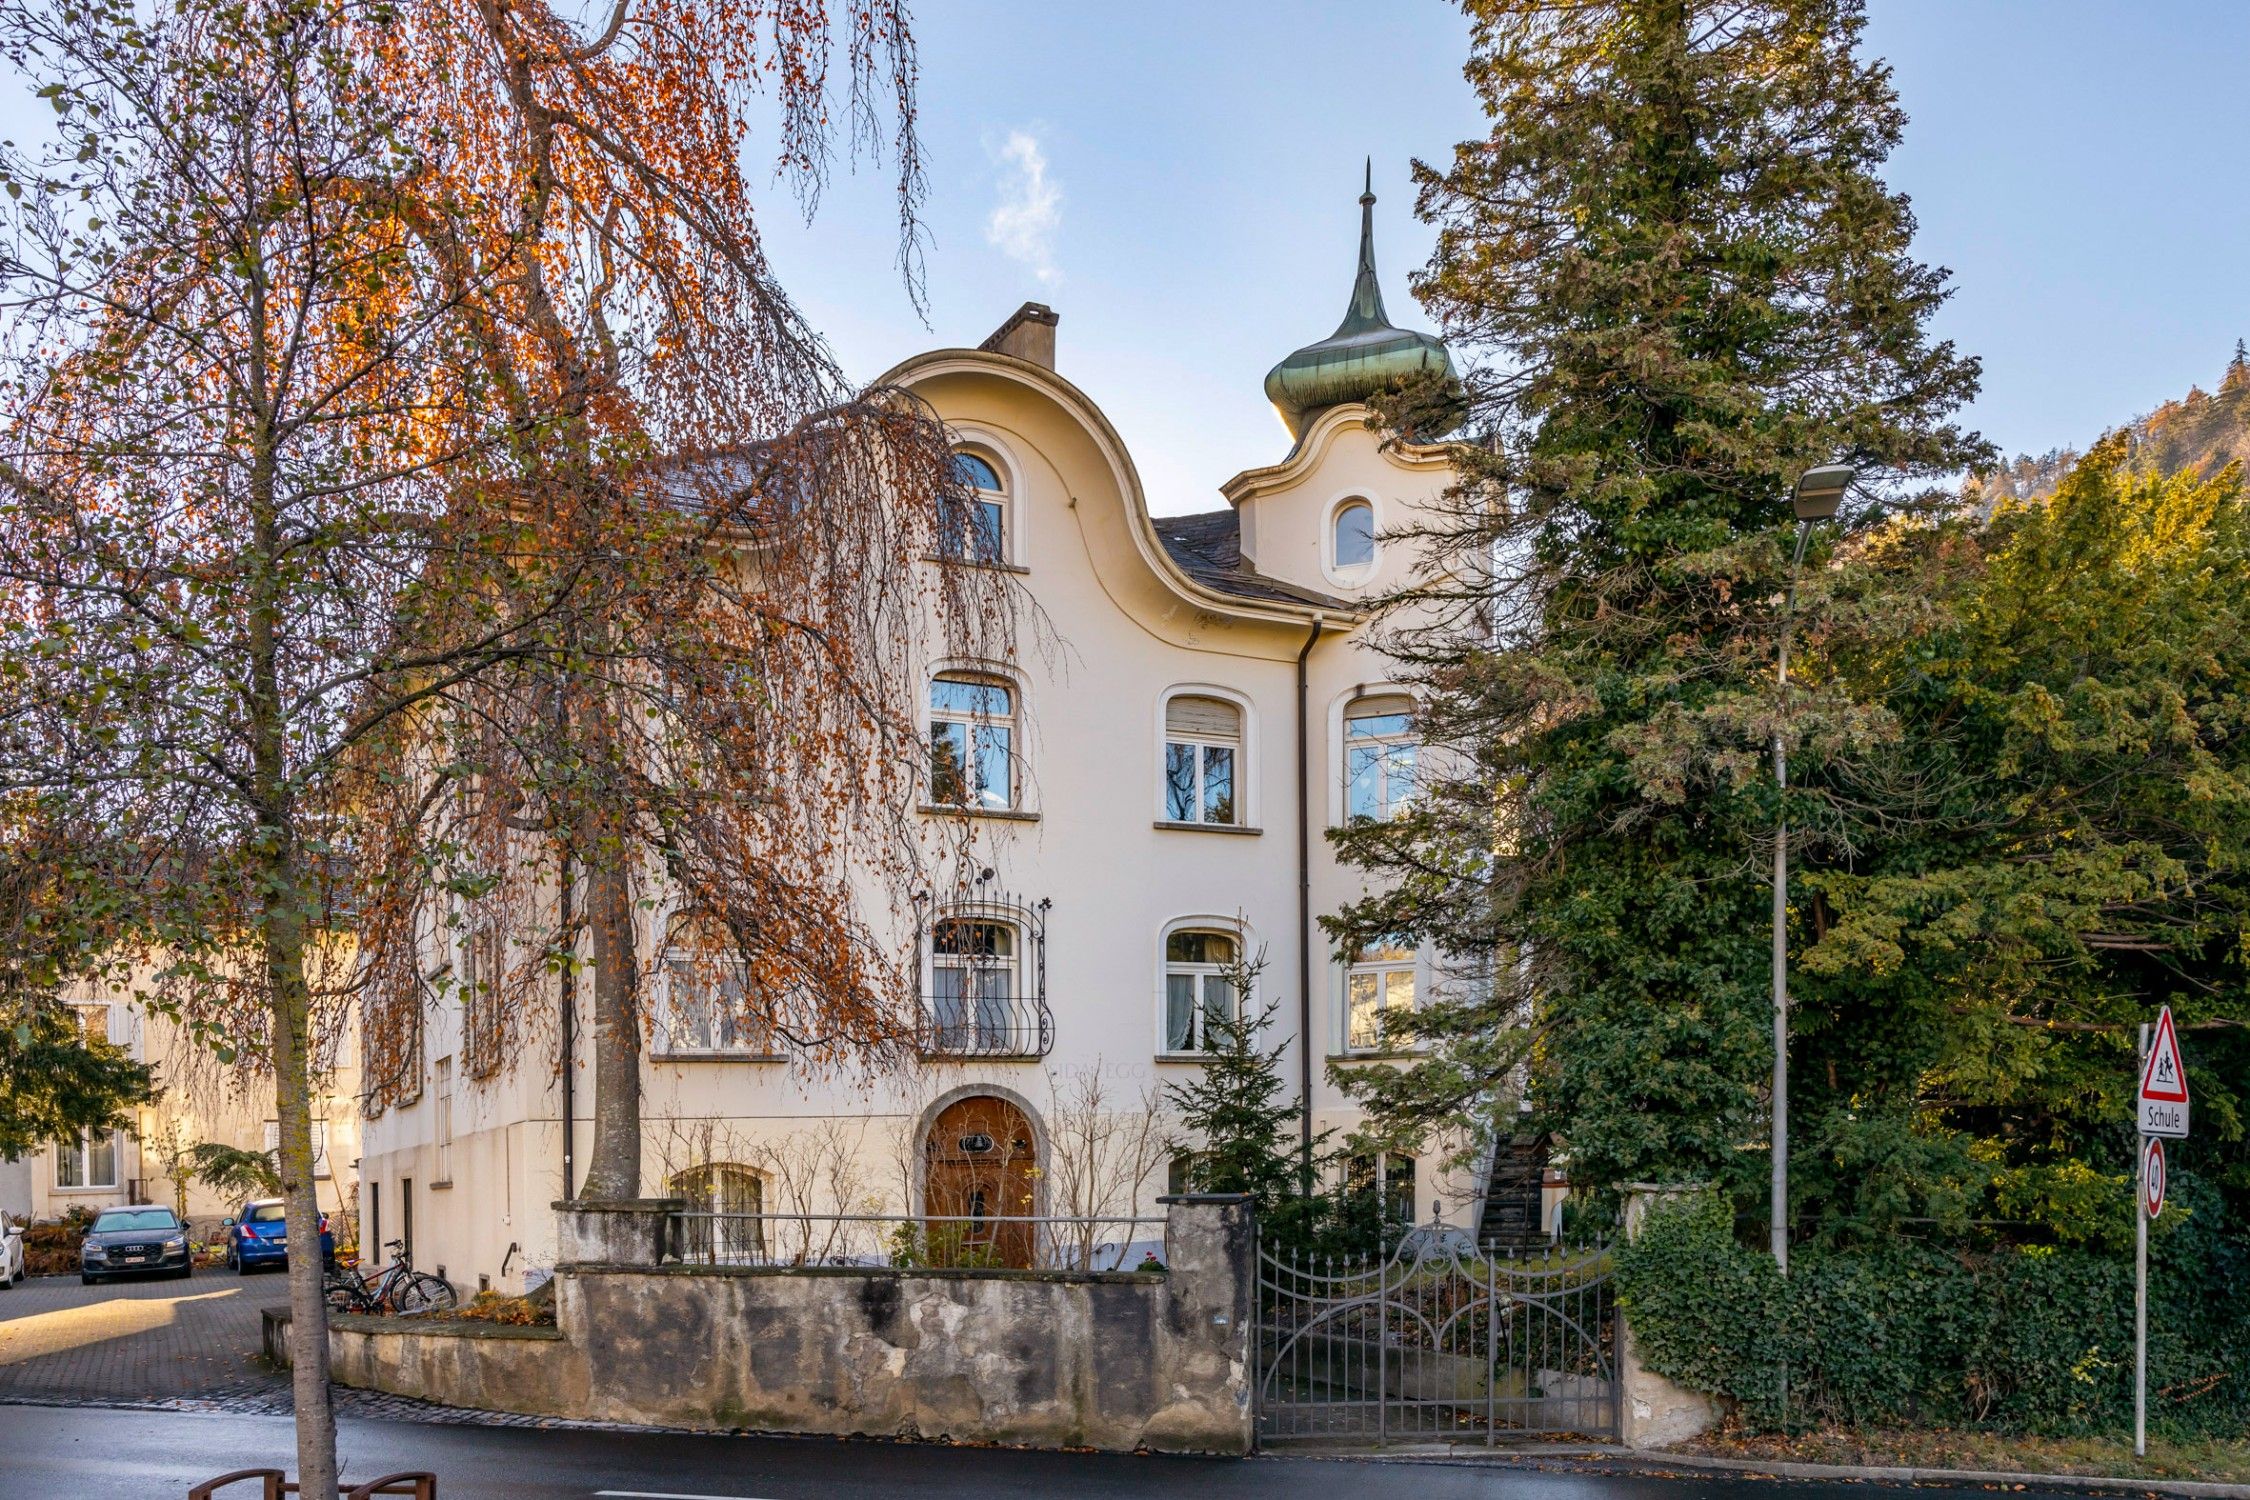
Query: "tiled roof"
1151 509 1350 610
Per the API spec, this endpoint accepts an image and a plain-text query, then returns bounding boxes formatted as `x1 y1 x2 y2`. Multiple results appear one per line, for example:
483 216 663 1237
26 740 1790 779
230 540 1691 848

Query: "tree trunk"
577 842 641 1200
267 899 338 1495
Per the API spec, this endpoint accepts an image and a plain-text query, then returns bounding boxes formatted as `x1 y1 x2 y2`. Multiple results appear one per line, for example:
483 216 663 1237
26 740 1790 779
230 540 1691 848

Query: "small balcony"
914 885 1052 1060
917 988 1054 1060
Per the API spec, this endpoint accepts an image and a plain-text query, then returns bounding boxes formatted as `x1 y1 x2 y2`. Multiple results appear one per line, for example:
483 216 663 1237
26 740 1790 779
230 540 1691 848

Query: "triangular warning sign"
2141 1007 2190 1104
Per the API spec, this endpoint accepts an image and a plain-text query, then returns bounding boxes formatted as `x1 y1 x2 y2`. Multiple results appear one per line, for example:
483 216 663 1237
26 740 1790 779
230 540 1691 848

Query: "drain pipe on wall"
1296 613 1323 1187
558 844 576 1202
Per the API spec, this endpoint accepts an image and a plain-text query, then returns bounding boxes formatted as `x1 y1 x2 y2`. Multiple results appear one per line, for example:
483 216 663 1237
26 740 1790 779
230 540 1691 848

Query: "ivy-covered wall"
1615 1191 2250 1436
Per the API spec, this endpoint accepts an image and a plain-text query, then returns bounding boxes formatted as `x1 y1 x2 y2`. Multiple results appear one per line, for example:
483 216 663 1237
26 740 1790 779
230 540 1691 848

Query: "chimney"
978 302 1059 370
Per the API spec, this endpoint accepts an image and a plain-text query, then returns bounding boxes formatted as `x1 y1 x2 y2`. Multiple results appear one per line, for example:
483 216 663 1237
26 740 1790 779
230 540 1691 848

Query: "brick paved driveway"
0 1267 288 1401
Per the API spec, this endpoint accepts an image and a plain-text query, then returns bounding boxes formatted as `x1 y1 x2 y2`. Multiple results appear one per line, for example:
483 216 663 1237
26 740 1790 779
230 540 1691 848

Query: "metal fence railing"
1257 1230 1617 1444
669 1211 1166 1273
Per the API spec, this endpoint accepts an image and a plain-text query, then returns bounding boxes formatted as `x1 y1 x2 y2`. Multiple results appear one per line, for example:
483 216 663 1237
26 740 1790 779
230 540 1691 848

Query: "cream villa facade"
0 979 361 1237
356 182 1516 1294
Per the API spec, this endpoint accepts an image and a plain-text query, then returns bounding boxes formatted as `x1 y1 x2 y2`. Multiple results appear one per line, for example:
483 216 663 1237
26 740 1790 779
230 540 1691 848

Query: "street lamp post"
1772 462 1855 1274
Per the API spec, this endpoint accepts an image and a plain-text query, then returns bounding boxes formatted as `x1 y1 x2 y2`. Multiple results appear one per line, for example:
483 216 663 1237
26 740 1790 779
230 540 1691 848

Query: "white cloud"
986 130 1062 286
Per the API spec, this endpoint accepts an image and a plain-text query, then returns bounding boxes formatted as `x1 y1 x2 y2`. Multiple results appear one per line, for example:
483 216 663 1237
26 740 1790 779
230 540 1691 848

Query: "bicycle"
324 1239 458 1315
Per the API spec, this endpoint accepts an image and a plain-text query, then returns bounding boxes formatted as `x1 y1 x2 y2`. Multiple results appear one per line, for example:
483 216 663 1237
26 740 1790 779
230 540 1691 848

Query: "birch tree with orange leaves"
333 0 1014 1204
0 0 990 1489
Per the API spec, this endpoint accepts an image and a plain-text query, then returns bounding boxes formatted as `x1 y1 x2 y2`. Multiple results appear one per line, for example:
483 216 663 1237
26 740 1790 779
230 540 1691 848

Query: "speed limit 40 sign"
2144 1136 2166 1220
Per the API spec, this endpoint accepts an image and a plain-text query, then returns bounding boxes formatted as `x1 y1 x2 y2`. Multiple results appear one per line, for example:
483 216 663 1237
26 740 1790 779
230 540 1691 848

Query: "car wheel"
81 1273 98 1286
173 1264 194 1280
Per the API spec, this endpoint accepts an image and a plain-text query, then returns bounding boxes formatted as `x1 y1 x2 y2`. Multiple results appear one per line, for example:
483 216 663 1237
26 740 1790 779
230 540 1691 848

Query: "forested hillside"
1971 342 2250 508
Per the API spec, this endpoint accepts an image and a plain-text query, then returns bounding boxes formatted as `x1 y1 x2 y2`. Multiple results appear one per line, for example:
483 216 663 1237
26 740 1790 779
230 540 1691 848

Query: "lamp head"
1791 463 1857 521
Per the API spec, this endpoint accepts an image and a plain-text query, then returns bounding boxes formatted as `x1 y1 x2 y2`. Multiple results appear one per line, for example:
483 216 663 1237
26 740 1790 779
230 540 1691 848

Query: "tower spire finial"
1336 158 1388 335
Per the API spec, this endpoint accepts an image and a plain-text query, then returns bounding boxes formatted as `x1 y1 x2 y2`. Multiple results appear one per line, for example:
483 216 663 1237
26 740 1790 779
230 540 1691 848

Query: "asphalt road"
2 1403 2119 1500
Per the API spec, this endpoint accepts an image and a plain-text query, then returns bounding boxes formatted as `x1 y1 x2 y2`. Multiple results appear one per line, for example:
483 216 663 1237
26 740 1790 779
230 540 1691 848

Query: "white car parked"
0 1214 24 1288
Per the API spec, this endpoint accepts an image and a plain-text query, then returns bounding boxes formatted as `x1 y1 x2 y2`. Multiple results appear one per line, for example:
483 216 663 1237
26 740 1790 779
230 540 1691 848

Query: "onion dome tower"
1262 161 1454 440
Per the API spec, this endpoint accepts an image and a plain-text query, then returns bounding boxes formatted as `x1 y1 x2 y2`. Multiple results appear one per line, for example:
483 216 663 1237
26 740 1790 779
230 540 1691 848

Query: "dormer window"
1333 499 1375 571
942 450 1007 564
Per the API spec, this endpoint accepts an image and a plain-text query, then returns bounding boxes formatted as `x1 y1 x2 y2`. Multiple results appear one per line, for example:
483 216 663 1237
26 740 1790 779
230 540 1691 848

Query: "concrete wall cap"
551 1197 685 1212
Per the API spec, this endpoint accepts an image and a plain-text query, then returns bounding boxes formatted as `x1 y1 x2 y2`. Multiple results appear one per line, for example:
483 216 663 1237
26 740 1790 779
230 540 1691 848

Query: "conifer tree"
1335 0 1989 1218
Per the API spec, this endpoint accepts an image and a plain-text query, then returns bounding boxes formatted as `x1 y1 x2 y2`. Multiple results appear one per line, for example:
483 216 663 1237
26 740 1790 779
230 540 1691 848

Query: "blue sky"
759 1 2250 514
6 4 2244 515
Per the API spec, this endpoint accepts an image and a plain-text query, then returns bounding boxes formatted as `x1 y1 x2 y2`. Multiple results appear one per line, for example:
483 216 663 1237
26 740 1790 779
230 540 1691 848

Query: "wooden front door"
923 1096 1038 1269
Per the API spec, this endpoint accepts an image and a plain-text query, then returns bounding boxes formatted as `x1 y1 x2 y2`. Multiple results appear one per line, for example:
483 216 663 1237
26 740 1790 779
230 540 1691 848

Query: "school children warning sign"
2139 1006 2190 1139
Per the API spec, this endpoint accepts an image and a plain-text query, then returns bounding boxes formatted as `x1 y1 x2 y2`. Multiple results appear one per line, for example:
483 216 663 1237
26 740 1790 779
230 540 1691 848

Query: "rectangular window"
1345 697 1416 822
460 916 504 1080
262 1120 331 1179
929 675 1016 810
434 1058 454 1184
1345 938 1416 1053
54 1129 118 1190
1163 696 1242 825
656 920 774 1057
1345 1151 1417 1226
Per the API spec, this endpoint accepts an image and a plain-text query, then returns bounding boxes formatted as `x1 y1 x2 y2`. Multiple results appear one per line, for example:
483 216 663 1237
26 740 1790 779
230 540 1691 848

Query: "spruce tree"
1335 0 1989 1221
1167 946 1340 1249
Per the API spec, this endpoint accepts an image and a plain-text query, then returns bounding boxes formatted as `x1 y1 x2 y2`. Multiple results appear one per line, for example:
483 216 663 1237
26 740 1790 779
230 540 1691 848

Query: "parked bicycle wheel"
323 1266 369 1314
390 1272 457 1314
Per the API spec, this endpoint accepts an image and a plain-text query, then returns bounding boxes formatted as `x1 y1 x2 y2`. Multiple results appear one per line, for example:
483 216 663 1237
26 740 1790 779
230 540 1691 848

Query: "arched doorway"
923 1095 1038 1268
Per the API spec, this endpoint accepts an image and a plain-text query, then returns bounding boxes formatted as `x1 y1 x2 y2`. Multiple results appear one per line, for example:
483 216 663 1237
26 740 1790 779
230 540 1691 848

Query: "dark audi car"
80 1206 192 1284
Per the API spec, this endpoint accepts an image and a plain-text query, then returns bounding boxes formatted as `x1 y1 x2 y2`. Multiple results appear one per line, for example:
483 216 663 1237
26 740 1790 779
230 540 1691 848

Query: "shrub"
1616 1188 2250 1438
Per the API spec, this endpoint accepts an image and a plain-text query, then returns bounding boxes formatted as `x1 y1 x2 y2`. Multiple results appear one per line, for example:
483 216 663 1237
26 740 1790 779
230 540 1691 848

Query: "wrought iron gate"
1255 1223 1617 1445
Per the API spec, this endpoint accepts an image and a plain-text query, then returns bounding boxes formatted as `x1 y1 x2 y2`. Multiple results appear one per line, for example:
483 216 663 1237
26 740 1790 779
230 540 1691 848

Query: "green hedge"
1615 1189 2250 1436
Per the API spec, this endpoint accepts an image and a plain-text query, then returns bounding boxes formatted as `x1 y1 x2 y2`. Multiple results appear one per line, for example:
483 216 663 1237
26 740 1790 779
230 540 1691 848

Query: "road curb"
1356 1442 2250 1497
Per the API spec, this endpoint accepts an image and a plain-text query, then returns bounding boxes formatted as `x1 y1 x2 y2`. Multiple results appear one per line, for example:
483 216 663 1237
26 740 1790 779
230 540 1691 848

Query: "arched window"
1333 498 1376 571
655 914 769 1056
1346 935 1416 1053
1162 694 1241 825
929 672 1017 810
1344 694 1416 822
1162 928 1240 1054
930 915 1022 1056
670 1163 766 1263
942 449 1007 564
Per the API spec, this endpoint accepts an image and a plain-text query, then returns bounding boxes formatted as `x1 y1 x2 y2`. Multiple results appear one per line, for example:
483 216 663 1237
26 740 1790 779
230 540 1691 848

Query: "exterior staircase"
1476 1134 1550 1247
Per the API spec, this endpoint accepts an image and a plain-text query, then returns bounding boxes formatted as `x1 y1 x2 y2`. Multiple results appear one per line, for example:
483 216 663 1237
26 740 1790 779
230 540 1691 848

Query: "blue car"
222 1199 334 1274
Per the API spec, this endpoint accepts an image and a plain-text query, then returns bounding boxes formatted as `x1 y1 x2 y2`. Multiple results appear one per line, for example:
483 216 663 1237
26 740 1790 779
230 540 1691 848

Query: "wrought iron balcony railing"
912 885 1053 1060
916 988 1054 1059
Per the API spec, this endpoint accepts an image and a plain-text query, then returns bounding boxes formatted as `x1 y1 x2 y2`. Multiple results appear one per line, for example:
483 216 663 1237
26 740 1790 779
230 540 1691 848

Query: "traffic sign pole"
2135 1021 2148 1459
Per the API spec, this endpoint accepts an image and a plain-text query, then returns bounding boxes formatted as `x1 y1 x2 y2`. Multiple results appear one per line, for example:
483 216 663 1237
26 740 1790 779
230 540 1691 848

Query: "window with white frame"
940 450 1008 564
1333 498 1376 571
459 911 504 1080
670 1163 767 1262
929 673 1017 810
928 915 1021 1054
53 1128 117 1190
1162 695 1241 825
262 1119 331 1179
1162 928 1241 1054
1344 1150 1417 1225
70 1001 116 1047
1345 936 1417 1053
1344 695 1416 822
655 914 772 1057
433 1058 454 1183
